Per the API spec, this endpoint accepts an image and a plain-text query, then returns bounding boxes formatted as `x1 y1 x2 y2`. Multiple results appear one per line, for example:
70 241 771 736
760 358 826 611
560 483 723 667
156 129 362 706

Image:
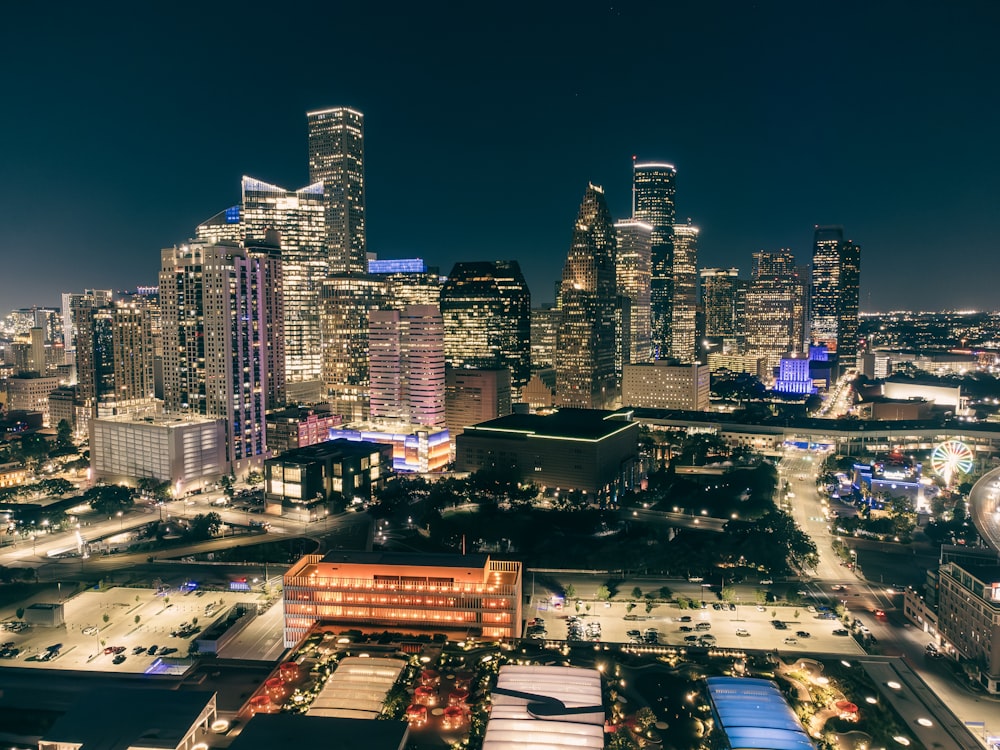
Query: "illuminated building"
614 219 652 363
530 306 561 369
772 356 816 394
198 178 324 403
5 374 59 426
810 226 861 364
330 424 451 473
700 267 740 338
556 184 618 409
622 361 709 411
670 222 698 362
744 250 807 374
264 438 392 508
937 560 1000 693
440 261 531 393
320 274 387 421
706 677 812 750
369 258 443 308
632 161 676 358
307 106 366 274
369 305 446 428
283 551 522 646
160 240 282 470
265 404 343 454
455 408 639 500
91 412 227 489
61 289 111 370
445 367 512 441
705 351 768 380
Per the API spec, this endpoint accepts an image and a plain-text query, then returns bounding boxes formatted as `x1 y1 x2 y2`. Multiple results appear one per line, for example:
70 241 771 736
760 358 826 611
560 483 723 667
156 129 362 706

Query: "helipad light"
916 718 933 727
865 696 878 704
893 736 910 746
887 681 901 690
211 720 230 732
337 637 350 644
841 660 852 667
193 743 209 750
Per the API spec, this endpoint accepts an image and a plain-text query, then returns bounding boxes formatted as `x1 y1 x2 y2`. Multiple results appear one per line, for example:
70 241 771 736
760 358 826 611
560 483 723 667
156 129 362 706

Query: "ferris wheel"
931 440 974 485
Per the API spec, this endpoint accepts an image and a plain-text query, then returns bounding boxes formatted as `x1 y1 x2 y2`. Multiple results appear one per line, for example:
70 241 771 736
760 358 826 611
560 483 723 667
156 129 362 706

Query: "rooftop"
40 688 215 750
706 677 813 750
466 408 635 440
230 714 407 750
307 656 406 719
319 550 490 569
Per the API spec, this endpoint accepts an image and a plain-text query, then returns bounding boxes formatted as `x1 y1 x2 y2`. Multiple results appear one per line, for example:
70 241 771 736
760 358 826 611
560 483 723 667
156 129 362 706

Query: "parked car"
678 616 693 623
684 635 700 642
795 631 811 638
679 626 693 632
113 654 126 664
695 622 712 631
735 628 750 637
832 629 849 636
784 637 798 645
759 579 773 585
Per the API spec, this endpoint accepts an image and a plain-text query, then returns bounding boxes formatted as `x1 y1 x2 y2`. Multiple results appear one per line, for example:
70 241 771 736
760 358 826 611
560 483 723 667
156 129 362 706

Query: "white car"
759 578 773 585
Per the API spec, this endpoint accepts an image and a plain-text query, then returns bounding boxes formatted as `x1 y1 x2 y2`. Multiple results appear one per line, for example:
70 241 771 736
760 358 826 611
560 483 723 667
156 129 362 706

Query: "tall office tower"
670 222 699 362
29 327 46 374
198 177 326 402
744 250 808 375
632 161 676 359
810 226 861 363
160 241 281 469
555 184 619 409
320 274 387 422
62 289 112 368
439 261 532 393
369 305 446 427
307 107 366 274
368 258 443 308
700 268 741 337
530 306 562 369
614 219 652 363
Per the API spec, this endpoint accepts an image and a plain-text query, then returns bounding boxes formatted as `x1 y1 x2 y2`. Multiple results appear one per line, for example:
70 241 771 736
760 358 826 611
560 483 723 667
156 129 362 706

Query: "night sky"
2 1 998 313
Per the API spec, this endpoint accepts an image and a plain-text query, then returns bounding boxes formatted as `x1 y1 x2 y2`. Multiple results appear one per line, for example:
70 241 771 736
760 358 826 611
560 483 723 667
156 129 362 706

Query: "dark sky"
2 1 998 313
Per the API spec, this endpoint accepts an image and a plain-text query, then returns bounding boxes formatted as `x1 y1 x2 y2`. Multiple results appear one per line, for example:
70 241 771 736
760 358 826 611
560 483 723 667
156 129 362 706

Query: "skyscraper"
369 305 446 428
198 177 326 403
160 240 282 469
614 219 652 364
439 261 531 393
556 184 619 409
368 258 443 308
307 107 366 275
670 222 699 362
744 250 807 375
632 161 676 359
700 268 740 338
320 274 387 422
810 226 861 363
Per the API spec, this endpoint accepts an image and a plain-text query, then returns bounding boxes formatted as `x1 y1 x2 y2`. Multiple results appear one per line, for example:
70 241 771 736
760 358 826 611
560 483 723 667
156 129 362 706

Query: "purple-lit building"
773 357 816 394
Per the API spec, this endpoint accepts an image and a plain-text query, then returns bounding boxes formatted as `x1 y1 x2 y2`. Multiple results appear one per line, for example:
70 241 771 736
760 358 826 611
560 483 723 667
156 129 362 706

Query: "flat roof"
307 656 406 719
319 550 490 569
230 714 407 750
41 688 215 750
706 677 812 750
483 665 605 750
467 408 634 440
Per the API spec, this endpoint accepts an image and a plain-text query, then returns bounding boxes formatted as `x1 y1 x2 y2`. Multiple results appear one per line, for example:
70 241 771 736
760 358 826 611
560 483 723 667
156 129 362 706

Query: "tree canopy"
84 484 135 515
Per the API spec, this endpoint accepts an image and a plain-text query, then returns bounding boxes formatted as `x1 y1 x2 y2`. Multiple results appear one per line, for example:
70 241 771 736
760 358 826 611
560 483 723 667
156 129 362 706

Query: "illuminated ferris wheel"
931 440 974 486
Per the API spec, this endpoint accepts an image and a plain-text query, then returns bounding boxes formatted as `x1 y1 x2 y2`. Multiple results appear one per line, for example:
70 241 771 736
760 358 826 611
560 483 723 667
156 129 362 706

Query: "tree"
644 600 654 614
15 607 24 621
102 613 110 624
631 586 643 600
596 585 611 602
658 585 672 600
187 512 222 541
56 419 74 449
134 615 141 625
626 601 636 614
246 470 264 488
564 584 577 600
85 484 135 516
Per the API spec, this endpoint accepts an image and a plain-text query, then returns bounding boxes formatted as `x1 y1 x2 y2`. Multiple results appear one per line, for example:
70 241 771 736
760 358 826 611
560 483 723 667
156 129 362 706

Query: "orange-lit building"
283 551 522 647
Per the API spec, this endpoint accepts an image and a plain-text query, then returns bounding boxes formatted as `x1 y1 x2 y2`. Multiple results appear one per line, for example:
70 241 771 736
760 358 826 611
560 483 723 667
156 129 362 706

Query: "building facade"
307 106 367 275
440 261 531 394
632 161 676 359
937 560 1000 694
556 185 619 410
744 250 807 375
670 222 699 362
455 408 639 501
445 367 512 441
700 267 740 338
810 225 861 362
265 404 344 455
614 219 652 364
283 551 522 647
622 361 710 411
264 438 392 508
6 374 59 426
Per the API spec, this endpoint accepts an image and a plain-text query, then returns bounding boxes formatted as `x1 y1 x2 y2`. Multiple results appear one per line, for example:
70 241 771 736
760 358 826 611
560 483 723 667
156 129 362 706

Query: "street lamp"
117 511 123 530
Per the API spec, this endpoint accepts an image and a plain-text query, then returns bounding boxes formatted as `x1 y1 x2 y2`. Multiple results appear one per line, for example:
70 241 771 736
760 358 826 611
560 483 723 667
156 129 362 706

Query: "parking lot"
528 599 867 655
1 585 267 673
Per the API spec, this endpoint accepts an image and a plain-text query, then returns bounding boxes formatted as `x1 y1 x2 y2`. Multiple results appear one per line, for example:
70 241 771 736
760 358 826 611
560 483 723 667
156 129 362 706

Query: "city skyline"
3 2 999 313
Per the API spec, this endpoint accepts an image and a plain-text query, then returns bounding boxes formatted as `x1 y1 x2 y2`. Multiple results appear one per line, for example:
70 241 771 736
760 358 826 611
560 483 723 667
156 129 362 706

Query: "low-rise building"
6 373 59 426
332 423 450 473
264 438 393 508
90 412 227 491
455 408 639 502
937 560 1000 693
622 361 710 411
266 403 343 455
283 551 522 647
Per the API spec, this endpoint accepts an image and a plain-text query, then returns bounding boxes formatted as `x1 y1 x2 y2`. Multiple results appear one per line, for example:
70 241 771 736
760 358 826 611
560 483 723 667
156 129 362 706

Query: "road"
968 466 1000 552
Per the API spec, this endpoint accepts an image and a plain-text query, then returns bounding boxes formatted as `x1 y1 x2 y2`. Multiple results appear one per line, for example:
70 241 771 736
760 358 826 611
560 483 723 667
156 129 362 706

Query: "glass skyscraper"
632 161 676 359
307 107 366 275
810 225 861 363
439 261 532 393
614 219 652 364
670 222 699 362
556 184 619 409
